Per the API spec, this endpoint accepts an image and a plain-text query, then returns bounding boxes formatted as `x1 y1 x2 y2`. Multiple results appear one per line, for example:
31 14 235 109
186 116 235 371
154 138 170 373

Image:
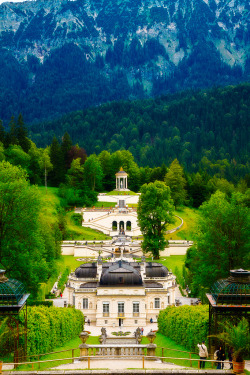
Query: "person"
88 318 90 326
197 341 208 368
228 347 233 369
217 346 225 369
141 327 144 335
150 318 153 323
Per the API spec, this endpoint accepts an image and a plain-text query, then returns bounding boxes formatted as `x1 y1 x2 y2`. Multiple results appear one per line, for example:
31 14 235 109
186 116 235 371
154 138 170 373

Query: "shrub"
27 300 53 307
71 213 82 226
20 306 84 356
57 266 71 293
158 305 209 351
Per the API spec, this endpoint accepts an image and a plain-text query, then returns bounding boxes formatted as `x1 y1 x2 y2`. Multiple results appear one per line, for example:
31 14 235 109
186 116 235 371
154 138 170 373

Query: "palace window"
103 302 109 313
154 298 160 309
133 302 139 313
83 298 88 309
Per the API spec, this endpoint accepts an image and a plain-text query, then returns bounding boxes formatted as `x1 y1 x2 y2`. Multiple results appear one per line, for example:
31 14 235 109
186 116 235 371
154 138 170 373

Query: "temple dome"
100 260 142 286
75 263 97 278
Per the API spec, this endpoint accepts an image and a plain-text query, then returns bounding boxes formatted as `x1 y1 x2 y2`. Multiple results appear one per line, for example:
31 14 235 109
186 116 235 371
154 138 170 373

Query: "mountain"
0 0 249 123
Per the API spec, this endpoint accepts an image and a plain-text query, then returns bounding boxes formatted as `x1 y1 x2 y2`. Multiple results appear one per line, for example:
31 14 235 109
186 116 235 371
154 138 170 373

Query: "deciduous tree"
0 161 49 295
137 181 174 259
185 191 250 297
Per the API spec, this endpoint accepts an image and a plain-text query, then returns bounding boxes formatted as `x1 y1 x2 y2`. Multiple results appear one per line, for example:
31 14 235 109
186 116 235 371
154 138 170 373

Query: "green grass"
65 211 110 240
106 190 138 195
16 337 82 371
146 255 186 274
94 201 116 208
141 333 202 368
165 207 199 240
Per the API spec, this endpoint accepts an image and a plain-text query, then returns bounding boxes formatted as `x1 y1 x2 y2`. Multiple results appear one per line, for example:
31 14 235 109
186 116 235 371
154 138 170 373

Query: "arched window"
112 221 117 230
126 221 131 231
154 298 160 309
83 298 88 309
119 221 124 232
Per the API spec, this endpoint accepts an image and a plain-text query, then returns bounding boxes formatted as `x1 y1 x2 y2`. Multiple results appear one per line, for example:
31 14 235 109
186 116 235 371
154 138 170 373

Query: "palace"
66 257 176 327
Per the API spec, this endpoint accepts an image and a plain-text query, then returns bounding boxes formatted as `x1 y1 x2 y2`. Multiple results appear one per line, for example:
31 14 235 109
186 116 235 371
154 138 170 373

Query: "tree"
0 161 49 296
83 154 103 191
16 113 31 153
165 159 187 207
49 137 64 186
61 132 73 170
137 181 174 259
38 147 53 193
185 191 250 297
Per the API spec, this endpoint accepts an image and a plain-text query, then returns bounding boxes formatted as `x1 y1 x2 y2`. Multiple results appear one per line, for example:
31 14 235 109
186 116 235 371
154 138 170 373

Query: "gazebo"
0 269 30 364
206 269 250 350
115 168 128 190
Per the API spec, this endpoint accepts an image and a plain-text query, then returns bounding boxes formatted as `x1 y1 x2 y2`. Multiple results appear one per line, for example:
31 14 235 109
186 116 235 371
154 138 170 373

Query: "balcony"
118 312 125 317
103 312 109 317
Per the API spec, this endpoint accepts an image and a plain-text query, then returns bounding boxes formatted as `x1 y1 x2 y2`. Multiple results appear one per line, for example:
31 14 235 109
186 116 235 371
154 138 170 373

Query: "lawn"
147 255 186 274
141 333 202 368
165 206 199 240
38 186 61 223
106 190 138 195
65 210 110 240
94 201 116 208
16 337 82 371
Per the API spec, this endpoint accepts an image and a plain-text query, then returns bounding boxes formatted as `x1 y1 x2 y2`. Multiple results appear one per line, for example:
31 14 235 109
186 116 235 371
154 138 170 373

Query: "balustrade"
79 344 150 358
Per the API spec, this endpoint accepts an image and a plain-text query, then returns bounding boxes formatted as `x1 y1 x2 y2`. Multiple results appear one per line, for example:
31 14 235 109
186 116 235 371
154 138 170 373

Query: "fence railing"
3 354 232 371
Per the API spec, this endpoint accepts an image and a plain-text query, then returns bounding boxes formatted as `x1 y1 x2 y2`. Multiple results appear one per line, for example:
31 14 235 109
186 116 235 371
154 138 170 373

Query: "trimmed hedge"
158 305 209 352
21 306 84 356
27 300 53 307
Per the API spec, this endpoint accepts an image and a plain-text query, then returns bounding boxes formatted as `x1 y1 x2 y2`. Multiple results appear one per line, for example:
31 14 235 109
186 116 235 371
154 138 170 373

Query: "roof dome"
210 269 250 305
115 167 128 177
100 260 142 286
145 262 168 278
75 263 97 278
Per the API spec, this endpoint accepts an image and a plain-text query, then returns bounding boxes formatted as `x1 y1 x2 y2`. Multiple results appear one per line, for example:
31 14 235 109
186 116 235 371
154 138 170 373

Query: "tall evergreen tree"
16 113 31 153
165 159 187 207
0 120 5 144
61 132 73 170
49 137 65 186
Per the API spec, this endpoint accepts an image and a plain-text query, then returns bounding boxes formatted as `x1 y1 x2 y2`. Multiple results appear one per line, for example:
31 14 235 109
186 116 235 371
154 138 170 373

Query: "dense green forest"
0 101 249 300
28 84 249 180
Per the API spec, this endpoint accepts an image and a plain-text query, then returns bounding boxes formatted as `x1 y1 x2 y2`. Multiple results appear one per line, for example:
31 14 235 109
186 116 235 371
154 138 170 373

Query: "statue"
134 327 142 344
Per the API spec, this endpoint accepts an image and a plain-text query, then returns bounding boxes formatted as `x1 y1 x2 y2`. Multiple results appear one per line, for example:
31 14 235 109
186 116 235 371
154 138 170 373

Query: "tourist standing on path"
141 327 144 335
197 341 208 368
217 346 225 369
228 347 233 369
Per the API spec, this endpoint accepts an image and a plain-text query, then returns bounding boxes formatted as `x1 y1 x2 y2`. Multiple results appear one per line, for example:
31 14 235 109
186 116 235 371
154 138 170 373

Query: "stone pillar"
147 344 157 357
79 331 89 360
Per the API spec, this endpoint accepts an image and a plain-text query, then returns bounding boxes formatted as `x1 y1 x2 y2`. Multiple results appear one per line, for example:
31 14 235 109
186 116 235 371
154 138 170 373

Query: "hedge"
27 300 53 307
158 305 209 352
21 306 84 356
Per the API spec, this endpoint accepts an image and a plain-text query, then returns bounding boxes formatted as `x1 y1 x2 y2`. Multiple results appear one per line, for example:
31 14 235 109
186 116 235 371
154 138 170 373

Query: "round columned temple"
115 168 128 190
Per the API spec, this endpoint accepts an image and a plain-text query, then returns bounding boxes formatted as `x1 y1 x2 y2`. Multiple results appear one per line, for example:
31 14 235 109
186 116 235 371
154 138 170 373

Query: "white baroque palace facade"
66 258 176 327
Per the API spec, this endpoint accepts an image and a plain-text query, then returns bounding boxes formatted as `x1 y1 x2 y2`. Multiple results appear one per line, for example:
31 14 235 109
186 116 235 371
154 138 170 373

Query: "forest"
28 83 249 181
0 100 249 299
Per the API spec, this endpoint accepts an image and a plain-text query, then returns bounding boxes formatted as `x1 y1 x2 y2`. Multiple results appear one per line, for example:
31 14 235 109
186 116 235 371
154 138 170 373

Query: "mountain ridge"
0 0 249 123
